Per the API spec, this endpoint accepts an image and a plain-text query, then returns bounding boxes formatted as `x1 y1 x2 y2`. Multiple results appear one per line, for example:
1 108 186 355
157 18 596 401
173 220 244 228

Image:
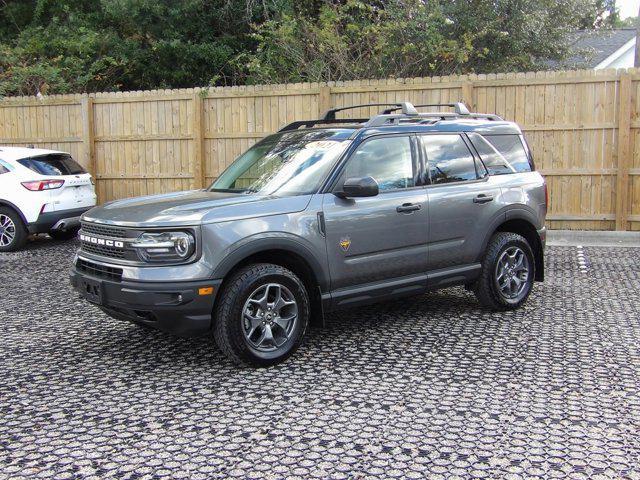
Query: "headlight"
131 231 195 263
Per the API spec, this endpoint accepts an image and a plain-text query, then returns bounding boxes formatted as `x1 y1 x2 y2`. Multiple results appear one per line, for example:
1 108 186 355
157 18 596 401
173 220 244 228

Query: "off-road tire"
473 232 535 311
49 226 80 241
0 206 28 252
213 263 310 367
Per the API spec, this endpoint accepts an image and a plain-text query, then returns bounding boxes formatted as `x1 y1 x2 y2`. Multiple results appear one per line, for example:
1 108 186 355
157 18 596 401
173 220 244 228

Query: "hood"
82 189 313 227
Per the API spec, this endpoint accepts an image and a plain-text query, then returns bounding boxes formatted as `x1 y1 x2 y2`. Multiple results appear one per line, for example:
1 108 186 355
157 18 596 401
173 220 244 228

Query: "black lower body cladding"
70 264 222 336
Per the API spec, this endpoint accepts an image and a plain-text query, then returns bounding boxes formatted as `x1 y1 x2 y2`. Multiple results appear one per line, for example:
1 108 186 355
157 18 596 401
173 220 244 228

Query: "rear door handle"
396 203 421 213
473 194 494 204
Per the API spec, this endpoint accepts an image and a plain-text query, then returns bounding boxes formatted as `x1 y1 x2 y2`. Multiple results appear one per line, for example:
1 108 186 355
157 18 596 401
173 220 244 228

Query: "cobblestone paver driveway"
1 240 639 479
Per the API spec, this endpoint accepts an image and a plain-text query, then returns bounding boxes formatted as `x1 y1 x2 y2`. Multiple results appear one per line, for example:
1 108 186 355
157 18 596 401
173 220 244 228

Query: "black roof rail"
279 118 369 132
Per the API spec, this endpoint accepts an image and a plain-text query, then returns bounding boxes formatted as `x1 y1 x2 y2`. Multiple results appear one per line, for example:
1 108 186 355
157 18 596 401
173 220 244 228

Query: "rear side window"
18 154 85 176
467 134 515 175
482 135 532 173
421 134 478 184
0 160 11 174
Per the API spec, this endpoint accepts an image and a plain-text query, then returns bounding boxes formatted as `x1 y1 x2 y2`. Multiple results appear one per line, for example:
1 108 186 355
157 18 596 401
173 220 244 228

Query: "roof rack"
322 102 418 120
277 101 502 132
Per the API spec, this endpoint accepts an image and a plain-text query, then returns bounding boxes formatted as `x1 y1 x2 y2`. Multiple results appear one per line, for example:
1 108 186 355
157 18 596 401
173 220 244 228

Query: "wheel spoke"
268 284 282 309
248 286 269 310
255 324 274 348
244 311 263 338
273 316 291 332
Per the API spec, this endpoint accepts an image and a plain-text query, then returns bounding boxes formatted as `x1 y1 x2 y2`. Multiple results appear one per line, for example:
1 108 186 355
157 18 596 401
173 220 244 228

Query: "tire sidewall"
490 236 535 307
0 207 27 252
225 268 309 365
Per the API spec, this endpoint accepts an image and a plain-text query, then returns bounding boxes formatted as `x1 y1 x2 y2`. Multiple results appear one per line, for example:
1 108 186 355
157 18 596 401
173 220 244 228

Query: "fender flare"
211 234 330 292
477 205 545 280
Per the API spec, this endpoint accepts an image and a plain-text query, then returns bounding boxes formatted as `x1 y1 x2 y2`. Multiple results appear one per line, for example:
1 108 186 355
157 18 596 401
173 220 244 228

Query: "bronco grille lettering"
80 234 124 248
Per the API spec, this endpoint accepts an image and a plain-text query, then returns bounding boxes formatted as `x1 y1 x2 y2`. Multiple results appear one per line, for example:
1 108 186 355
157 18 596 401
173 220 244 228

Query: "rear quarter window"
482 134 532 173
0 160 12 174
17 154 86 176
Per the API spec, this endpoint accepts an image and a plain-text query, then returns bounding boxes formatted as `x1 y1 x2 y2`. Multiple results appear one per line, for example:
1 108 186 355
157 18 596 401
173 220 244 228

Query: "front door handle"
396 203 421 213
473 194 494 204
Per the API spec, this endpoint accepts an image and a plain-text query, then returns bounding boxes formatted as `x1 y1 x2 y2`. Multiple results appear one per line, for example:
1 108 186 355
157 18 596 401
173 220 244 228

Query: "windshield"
209 130 350 196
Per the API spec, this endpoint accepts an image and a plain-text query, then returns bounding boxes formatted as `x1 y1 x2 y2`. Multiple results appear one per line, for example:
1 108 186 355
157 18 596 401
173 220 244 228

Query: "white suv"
0 147 97 251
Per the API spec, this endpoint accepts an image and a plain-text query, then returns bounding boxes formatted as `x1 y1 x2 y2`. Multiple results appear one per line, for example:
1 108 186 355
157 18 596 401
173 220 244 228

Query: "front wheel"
473 232 535 310
213 263 310 367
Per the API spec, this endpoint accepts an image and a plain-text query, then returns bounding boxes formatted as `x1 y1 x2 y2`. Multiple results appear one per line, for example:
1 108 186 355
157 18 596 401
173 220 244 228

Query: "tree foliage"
0 0 623 96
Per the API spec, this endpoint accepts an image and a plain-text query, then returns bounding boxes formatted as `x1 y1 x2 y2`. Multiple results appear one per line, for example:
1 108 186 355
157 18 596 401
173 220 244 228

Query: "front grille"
76 258 123 282
80 222 127 239
79 221 133 261
81 242 126 259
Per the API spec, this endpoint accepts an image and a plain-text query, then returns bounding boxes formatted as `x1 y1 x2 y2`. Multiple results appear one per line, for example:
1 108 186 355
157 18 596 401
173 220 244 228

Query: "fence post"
318 85 332 116
80 95 95 177
461 81 474 111
615 71 632 231
192 91 206 189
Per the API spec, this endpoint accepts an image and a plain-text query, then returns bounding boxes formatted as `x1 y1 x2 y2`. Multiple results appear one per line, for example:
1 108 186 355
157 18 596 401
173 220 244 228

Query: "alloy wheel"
495 246 530 299
0 214 16 247
242 283 298 352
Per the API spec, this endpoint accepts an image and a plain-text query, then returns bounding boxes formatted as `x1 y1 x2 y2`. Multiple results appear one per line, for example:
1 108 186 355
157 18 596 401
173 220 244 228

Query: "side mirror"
335 176 379 198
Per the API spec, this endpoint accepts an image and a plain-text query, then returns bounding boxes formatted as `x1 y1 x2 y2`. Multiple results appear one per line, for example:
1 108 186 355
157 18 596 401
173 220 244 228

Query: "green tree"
0 0 625 96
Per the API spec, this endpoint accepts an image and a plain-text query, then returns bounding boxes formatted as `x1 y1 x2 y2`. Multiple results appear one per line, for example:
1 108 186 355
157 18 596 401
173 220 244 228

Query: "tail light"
21 179 65 191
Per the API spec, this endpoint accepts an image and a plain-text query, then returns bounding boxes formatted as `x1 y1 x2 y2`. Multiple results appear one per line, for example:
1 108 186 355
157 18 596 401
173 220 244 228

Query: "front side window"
422 135 478 184
337 136 415 192
209 130 350 196
18 154 85 176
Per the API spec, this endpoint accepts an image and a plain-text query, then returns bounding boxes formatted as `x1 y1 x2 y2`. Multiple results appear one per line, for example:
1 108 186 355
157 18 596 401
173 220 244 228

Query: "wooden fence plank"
81 96 95 176
616 72 632 230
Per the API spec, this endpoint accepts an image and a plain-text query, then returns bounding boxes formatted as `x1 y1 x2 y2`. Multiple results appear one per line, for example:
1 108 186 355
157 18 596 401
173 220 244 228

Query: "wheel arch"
211 238 328 326
0 199 28 226
483 213 544 282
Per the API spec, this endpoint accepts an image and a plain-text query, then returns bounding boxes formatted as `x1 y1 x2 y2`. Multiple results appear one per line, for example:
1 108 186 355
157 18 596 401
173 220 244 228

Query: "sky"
619 0 640 19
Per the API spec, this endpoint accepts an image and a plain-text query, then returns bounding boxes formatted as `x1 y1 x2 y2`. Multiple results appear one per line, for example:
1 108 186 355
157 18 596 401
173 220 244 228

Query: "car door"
321 134 429 294
420 133 502 271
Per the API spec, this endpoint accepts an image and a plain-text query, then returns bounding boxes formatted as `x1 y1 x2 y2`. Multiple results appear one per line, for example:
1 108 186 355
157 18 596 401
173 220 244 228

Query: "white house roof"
545 28 637 70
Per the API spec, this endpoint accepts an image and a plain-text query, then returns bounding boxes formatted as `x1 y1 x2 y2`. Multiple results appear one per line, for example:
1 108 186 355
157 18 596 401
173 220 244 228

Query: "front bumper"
29 206 93 234
70 262 222 337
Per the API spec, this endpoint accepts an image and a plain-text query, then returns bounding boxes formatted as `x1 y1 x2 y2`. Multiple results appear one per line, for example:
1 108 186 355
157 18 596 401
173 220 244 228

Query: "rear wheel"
49 226 80 241
214 263 309 367
473 232 535 310
0 207 27 252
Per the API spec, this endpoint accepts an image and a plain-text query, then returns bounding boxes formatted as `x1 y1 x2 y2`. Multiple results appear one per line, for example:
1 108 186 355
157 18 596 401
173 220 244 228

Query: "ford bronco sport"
71 102 547 366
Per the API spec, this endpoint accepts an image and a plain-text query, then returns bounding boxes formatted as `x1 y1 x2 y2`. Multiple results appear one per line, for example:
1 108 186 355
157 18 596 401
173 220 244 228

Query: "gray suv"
71 102 547 366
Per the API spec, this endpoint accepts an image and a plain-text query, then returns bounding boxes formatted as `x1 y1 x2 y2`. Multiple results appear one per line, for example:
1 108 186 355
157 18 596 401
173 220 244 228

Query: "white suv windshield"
209 130 350 196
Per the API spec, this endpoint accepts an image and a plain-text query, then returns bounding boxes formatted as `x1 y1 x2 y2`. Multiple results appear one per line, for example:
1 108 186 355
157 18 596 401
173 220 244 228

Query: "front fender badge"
339 236 351 252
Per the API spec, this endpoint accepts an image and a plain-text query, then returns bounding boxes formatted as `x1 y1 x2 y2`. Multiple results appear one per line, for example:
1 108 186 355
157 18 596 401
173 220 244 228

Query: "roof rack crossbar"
415 102 471 115
383 102 471 116
322 102 418 120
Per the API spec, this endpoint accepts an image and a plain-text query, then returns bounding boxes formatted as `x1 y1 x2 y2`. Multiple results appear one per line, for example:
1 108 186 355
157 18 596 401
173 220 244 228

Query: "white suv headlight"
131 231 195 263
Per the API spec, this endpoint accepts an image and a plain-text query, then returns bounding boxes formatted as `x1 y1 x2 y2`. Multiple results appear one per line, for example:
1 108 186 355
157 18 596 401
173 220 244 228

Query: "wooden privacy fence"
1 68 640 231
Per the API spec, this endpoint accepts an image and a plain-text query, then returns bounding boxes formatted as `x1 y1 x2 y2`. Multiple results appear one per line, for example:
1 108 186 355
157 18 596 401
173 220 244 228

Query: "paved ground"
1 239 639 480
